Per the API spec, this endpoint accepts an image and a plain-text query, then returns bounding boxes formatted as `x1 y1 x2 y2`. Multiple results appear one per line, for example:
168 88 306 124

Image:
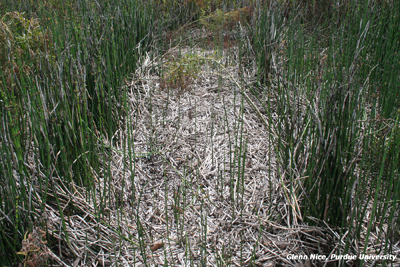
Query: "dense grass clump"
253 0 400 262
0 0 154 264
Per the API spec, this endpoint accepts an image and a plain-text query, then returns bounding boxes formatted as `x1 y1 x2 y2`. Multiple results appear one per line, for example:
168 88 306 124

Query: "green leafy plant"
161 53 204 93
199 6 254 33
0 11 54 92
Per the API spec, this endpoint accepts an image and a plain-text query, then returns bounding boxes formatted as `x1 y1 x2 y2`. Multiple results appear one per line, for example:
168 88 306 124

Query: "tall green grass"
0 0 154 264
254 0 400 262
